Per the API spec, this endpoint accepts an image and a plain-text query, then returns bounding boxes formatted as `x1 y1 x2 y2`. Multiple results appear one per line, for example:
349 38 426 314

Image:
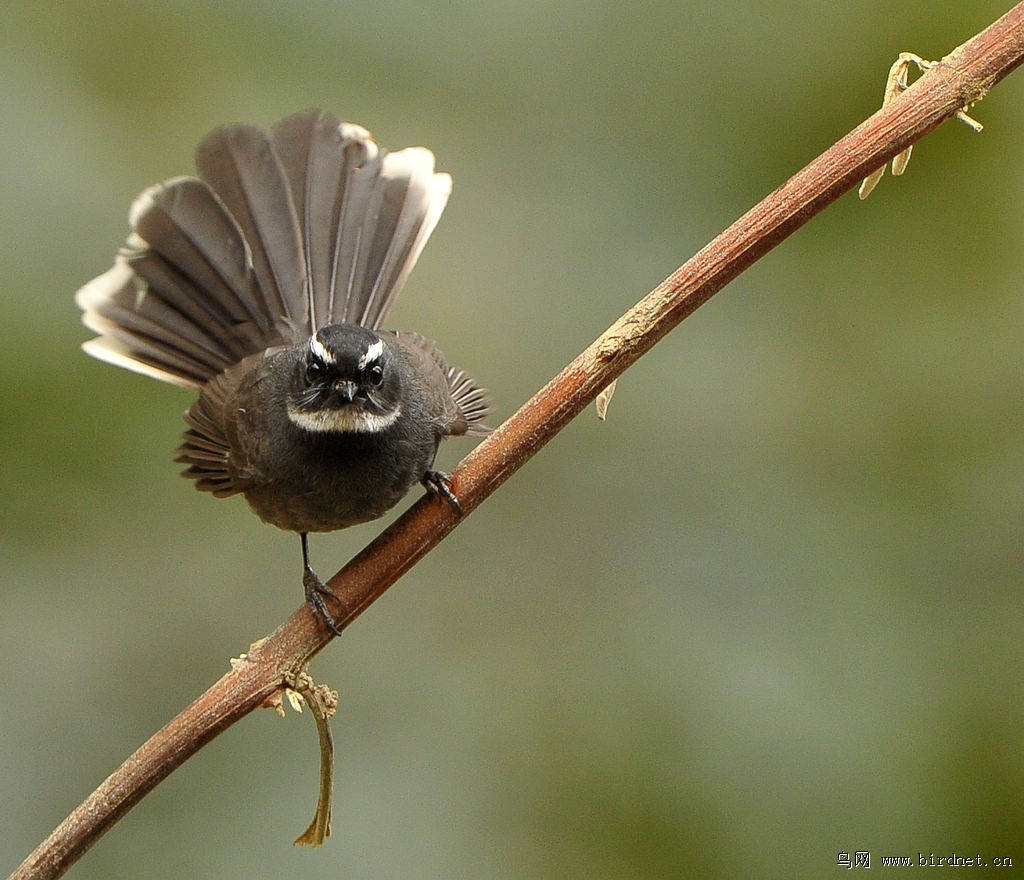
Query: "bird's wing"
391 332 492 437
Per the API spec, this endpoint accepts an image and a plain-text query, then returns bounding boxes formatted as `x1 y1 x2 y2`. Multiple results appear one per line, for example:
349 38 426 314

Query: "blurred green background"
3 1 1024 877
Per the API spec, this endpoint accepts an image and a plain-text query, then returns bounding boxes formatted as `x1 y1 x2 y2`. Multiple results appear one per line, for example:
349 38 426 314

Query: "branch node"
859 51 985 199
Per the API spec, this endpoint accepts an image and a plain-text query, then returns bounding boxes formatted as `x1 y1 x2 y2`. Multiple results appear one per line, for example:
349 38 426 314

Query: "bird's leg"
301 532 343 636
422 470 462 514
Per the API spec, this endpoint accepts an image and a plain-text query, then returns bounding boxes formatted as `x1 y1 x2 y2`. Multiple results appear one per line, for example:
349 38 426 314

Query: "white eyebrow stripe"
309 333 335 364
358 338 384 370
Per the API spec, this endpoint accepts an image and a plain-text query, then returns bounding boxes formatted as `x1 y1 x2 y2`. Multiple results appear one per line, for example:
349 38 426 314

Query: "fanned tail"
76 109 452 387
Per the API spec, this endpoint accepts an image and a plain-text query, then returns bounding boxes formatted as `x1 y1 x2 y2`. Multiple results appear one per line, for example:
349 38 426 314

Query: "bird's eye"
305 359 325 384
365 363 384 386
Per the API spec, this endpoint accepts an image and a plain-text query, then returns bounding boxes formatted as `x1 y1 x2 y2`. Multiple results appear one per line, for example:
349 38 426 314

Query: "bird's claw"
303 567 344 636
422 469 462 514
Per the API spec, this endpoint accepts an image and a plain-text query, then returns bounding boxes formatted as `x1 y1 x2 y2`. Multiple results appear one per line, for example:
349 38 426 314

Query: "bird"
75 109 491 634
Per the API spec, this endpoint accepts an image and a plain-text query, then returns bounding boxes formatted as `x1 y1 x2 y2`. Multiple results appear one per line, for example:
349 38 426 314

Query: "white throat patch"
287 403 401 434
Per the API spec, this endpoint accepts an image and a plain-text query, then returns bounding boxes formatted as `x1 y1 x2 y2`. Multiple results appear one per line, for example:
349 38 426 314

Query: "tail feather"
129 178 275 338
356 148 451 328
194 123 306 329
269 111 377 328
77 262 236 387
317 135 389 326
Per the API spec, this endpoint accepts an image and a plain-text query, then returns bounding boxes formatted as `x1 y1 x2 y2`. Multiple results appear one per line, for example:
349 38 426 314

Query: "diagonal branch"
11 5 1024 879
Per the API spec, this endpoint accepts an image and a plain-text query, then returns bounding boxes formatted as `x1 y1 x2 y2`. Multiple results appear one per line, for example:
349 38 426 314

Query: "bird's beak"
333 379 358 402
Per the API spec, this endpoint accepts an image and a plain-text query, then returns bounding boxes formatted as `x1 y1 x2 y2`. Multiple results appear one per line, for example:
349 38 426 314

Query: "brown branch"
11 5 1024 879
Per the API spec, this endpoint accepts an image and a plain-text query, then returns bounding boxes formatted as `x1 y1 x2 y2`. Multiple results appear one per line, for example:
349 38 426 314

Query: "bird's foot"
422 469 462 514
303 566 344 637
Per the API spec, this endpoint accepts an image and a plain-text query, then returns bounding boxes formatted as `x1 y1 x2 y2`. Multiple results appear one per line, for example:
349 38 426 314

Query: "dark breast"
240 427 438 533
221 349 442 534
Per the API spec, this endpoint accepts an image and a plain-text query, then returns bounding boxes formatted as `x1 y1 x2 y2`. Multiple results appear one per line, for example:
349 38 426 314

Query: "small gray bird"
76 109 491 633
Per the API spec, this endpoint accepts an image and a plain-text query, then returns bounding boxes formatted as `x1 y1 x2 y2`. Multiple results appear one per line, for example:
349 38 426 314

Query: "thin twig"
285 672 338 847
10 5 1024 880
